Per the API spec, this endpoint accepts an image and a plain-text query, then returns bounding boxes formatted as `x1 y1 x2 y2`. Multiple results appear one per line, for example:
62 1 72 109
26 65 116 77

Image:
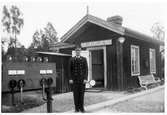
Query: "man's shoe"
75 110 79 113
80 109 85 113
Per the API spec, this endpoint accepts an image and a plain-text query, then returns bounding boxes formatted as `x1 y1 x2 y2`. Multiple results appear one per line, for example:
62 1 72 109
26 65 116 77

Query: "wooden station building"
47 14 164 91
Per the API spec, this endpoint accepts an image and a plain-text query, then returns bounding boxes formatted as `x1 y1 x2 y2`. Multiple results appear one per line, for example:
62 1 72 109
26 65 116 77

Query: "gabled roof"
61 14 125 42
60 14 164 45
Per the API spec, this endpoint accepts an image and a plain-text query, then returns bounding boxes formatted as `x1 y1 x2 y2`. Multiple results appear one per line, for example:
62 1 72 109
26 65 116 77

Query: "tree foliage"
29 22 58 52
1 5 24 62
1 5 24 48
151 22 165 41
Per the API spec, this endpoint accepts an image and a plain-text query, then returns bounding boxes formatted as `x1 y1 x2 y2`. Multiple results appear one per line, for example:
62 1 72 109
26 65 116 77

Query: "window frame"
149 48 156 74
131 45 140 76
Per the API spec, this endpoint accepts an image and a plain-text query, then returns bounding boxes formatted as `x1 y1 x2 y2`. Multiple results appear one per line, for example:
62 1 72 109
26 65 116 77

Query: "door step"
85 88 105 93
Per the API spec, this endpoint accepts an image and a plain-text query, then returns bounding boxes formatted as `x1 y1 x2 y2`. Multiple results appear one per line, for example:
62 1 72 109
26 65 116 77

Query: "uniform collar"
75 56 81 58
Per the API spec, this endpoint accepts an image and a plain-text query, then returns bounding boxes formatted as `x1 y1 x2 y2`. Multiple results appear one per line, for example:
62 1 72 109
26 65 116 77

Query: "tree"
1 5 24 61
1 6 10 59
1 5 24 50
10 5 24 48
1 37 7 61
29 22 58 52
44 22 58 44
151 22 165 41
30 30 41 49
1 6 11 33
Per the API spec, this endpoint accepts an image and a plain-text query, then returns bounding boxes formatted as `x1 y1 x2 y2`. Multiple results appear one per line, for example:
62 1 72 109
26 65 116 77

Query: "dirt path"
22 91 126 113
94 88 164 112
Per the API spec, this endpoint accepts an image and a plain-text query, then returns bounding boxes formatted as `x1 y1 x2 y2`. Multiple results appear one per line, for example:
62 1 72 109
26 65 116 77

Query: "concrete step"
85 88 105 92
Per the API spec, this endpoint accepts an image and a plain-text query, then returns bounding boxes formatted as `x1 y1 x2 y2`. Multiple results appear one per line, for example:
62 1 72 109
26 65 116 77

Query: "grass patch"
2 93 45 113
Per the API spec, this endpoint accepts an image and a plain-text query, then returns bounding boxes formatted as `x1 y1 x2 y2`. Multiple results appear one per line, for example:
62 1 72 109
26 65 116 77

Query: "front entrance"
91 50 104 87
87 46 107 88
72 46 107 88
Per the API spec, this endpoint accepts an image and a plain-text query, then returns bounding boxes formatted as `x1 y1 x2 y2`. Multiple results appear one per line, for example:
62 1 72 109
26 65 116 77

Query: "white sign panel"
81 39 112 47
40 70 46 74
8 70 25 75
8 70 17 75
17 70 25 75
46 70 53 74
40 70 53 74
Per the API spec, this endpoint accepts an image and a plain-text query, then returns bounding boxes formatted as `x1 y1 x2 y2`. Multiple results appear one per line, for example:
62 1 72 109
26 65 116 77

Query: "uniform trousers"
72 82 85 111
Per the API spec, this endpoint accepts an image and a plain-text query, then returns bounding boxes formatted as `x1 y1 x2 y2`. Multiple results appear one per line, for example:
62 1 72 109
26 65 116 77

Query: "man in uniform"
69 46 88 113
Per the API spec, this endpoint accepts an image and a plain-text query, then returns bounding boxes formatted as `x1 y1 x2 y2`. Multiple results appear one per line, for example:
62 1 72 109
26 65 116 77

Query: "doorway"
91 49 104 87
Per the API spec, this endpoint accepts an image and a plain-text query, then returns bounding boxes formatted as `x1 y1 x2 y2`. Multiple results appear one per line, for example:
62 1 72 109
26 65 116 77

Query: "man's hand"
69 80 73 84
83 80 87 84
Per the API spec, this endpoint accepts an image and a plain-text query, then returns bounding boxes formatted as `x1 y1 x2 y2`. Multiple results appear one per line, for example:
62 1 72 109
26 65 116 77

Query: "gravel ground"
94 88 164 113
3 85 162 113
22 90 126 113
1 91 45 113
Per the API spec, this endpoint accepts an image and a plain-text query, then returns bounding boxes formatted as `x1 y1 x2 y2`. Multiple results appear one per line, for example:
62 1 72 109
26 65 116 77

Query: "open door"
91 50 104 88
72 50 91 88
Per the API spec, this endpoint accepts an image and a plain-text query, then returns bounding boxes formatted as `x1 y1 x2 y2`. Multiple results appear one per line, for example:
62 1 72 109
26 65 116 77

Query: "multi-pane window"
149 48 156 73
131 45 140 76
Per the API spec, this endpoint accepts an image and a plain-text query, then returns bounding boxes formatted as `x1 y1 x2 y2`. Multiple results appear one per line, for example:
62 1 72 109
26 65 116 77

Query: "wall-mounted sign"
40 70 47 74
46 70 53 74
40 70 53 75
8 70 17 75
17 70 25 75
8 70 25 75
81 39 112 47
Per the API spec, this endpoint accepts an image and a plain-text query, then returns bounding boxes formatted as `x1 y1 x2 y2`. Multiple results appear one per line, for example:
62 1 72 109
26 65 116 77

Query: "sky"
0 0 166 48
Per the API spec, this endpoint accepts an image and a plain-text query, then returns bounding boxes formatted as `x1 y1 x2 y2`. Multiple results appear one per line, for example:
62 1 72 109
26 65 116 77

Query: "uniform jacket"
69 56 88 83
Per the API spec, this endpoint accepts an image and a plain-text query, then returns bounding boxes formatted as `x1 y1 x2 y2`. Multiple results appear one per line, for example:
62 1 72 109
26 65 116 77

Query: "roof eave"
36 51 72 57
125 27 164 45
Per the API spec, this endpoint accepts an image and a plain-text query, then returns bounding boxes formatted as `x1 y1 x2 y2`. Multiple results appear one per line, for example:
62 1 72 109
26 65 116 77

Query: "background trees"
2 5 24 48
151 22 165 78
29 22 58 53
1 5 59 61
1 5 24 61
151 22 165 41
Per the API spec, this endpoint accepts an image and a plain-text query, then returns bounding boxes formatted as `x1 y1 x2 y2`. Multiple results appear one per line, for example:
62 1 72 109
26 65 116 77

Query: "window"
149 48 156 73
131 45 140 76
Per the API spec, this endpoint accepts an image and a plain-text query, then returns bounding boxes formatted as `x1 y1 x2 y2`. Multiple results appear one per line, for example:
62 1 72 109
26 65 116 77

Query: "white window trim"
149 48 156 74
131 45 140 76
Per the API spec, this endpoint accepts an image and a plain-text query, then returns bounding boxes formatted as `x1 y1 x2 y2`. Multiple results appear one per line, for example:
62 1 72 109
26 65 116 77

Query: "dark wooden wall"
106 39 118 90
38 54 72 93
66 24 121 90
59 23 162 91
122 36 161 89
67 24 120 44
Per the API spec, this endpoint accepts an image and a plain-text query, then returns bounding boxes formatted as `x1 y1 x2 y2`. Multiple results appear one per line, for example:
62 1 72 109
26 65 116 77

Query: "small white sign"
86 83 90 88
40 70 46 74
81 39 112 47
90 80 96 86
8 70 17 75
46 70 53 74
17 70 25 75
